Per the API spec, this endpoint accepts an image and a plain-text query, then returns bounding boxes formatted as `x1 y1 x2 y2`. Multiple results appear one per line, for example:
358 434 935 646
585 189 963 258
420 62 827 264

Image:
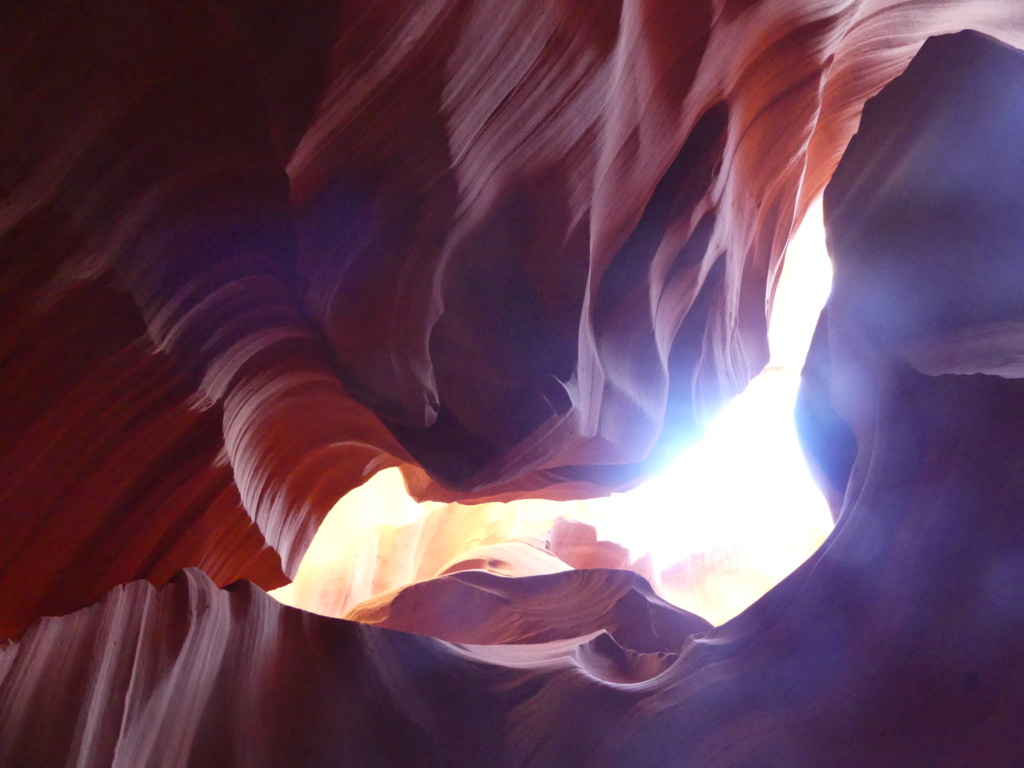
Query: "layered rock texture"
4 0 1024 764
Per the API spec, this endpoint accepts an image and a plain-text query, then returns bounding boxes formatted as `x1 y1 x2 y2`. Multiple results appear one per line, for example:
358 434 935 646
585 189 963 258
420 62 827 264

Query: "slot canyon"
4 2 1024 764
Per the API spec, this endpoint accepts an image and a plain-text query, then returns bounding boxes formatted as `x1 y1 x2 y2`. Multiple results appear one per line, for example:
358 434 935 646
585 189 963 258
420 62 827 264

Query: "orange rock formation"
3 2 1024 764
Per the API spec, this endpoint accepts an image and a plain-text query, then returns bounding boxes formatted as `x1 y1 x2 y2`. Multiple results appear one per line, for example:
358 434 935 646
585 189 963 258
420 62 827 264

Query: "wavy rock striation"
5 6 1024 765
345 567 711 649
6 346 1024 766
4 1 1024 636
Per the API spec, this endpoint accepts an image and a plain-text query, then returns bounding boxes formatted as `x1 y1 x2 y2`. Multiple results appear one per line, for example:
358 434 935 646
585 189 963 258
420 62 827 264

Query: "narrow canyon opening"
272 199 834 626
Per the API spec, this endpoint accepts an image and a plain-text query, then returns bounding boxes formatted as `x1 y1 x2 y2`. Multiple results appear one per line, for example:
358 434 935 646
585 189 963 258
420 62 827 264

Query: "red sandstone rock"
5 8 1024 765
6 1 1024 638
7 351 1024 768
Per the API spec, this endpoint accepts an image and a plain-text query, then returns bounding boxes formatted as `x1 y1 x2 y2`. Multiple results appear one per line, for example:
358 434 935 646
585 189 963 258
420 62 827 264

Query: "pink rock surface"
7 350 1024 768
4 5 1024 764
4 1 1024 637
345 567 711 649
